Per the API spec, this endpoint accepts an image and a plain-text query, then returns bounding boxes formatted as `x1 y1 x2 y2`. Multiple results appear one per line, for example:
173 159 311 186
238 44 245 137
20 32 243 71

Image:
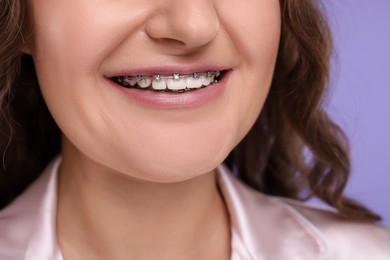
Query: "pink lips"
107 69 231 109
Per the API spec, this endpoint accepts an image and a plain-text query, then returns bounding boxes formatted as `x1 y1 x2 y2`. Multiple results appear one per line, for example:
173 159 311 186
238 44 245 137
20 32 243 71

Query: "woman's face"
26 0 281 182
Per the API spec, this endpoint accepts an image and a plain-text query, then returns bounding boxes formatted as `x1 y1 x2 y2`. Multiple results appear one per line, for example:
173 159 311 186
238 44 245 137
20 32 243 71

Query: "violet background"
323 1 390 227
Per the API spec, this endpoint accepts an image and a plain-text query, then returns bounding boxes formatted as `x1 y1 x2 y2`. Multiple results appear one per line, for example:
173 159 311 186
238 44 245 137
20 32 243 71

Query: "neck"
56 143 231 260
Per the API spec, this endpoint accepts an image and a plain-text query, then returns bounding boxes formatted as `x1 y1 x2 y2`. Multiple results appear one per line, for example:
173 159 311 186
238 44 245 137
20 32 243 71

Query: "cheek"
221 0 281 140
30 3 105 125
30 0 144 83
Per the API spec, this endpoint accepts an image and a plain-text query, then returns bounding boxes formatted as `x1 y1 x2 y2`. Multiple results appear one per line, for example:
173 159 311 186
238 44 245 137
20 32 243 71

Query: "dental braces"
117 71 221 83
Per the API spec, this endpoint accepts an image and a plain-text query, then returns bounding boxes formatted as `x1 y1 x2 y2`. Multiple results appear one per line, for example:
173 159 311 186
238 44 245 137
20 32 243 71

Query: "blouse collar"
1 158 329 259
217 164 329 259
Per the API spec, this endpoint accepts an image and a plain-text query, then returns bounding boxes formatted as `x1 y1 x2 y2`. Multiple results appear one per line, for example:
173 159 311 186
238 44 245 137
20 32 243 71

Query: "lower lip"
108 71 230 109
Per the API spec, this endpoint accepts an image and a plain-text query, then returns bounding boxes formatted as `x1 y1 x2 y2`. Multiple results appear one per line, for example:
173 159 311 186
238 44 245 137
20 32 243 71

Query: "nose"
145 0 220 51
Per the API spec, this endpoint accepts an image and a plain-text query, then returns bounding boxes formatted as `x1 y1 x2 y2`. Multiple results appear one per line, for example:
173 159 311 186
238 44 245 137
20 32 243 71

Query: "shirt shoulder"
218 164 390 259
282 199 390 259
0 158 61 260
0 180 41 259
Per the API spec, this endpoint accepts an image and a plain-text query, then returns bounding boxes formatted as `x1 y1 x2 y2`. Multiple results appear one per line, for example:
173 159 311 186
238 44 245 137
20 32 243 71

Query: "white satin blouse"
1 158 389 260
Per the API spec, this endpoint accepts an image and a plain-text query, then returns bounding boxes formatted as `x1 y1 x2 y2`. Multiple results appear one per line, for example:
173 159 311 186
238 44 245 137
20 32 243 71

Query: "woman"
0 0 389 259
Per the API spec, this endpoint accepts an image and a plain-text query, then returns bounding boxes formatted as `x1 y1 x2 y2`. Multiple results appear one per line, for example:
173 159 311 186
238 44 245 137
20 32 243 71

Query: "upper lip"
104 65 230 78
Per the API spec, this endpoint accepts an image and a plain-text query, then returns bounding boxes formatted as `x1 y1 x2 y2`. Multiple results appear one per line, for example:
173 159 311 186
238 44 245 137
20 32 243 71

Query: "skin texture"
26 0 281 259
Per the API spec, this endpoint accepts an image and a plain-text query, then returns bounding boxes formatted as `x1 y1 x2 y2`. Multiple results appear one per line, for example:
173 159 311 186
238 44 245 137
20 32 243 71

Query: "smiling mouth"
111 71 224 93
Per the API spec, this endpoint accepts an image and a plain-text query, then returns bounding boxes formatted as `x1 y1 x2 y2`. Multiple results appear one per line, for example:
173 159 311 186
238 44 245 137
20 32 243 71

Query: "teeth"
116 71 221 91
152 78 167 90
172 73 180 80
187 76 203 89
167 77 187 90
137 77 152 88
119 76 137 87
128 77 137 86
201 76 212 86
210 75 216 83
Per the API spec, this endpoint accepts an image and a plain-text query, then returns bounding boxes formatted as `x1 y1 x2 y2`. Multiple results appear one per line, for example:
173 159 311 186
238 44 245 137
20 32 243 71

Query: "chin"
113 147 229 183
100 124 236 183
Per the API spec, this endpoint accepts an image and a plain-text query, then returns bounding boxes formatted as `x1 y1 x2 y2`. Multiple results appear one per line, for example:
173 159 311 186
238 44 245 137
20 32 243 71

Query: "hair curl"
0 0 381 221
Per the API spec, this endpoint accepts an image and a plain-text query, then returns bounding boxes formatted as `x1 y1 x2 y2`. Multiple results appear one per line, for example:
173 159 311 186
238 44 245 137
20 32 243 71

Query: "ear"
19 31 34 55
20 40 33 55
20 47 32 55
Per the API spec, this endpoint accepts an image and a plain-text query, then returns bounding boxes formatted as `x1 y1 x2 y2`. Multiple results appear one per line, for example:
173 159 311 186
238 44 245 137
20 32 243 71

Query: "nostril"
144 3 220 50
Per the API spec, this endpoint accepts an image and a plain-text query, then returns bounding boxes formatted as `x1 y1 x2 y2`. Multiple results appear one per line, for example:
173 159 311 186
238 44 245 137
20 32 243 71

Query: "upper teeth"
116 71 221 91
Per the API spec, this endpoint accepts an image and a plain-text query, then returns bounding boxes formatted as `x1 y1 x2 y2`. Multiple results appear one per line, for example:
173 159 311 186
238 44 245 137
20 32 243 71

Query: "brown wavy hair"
0 0 381 221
